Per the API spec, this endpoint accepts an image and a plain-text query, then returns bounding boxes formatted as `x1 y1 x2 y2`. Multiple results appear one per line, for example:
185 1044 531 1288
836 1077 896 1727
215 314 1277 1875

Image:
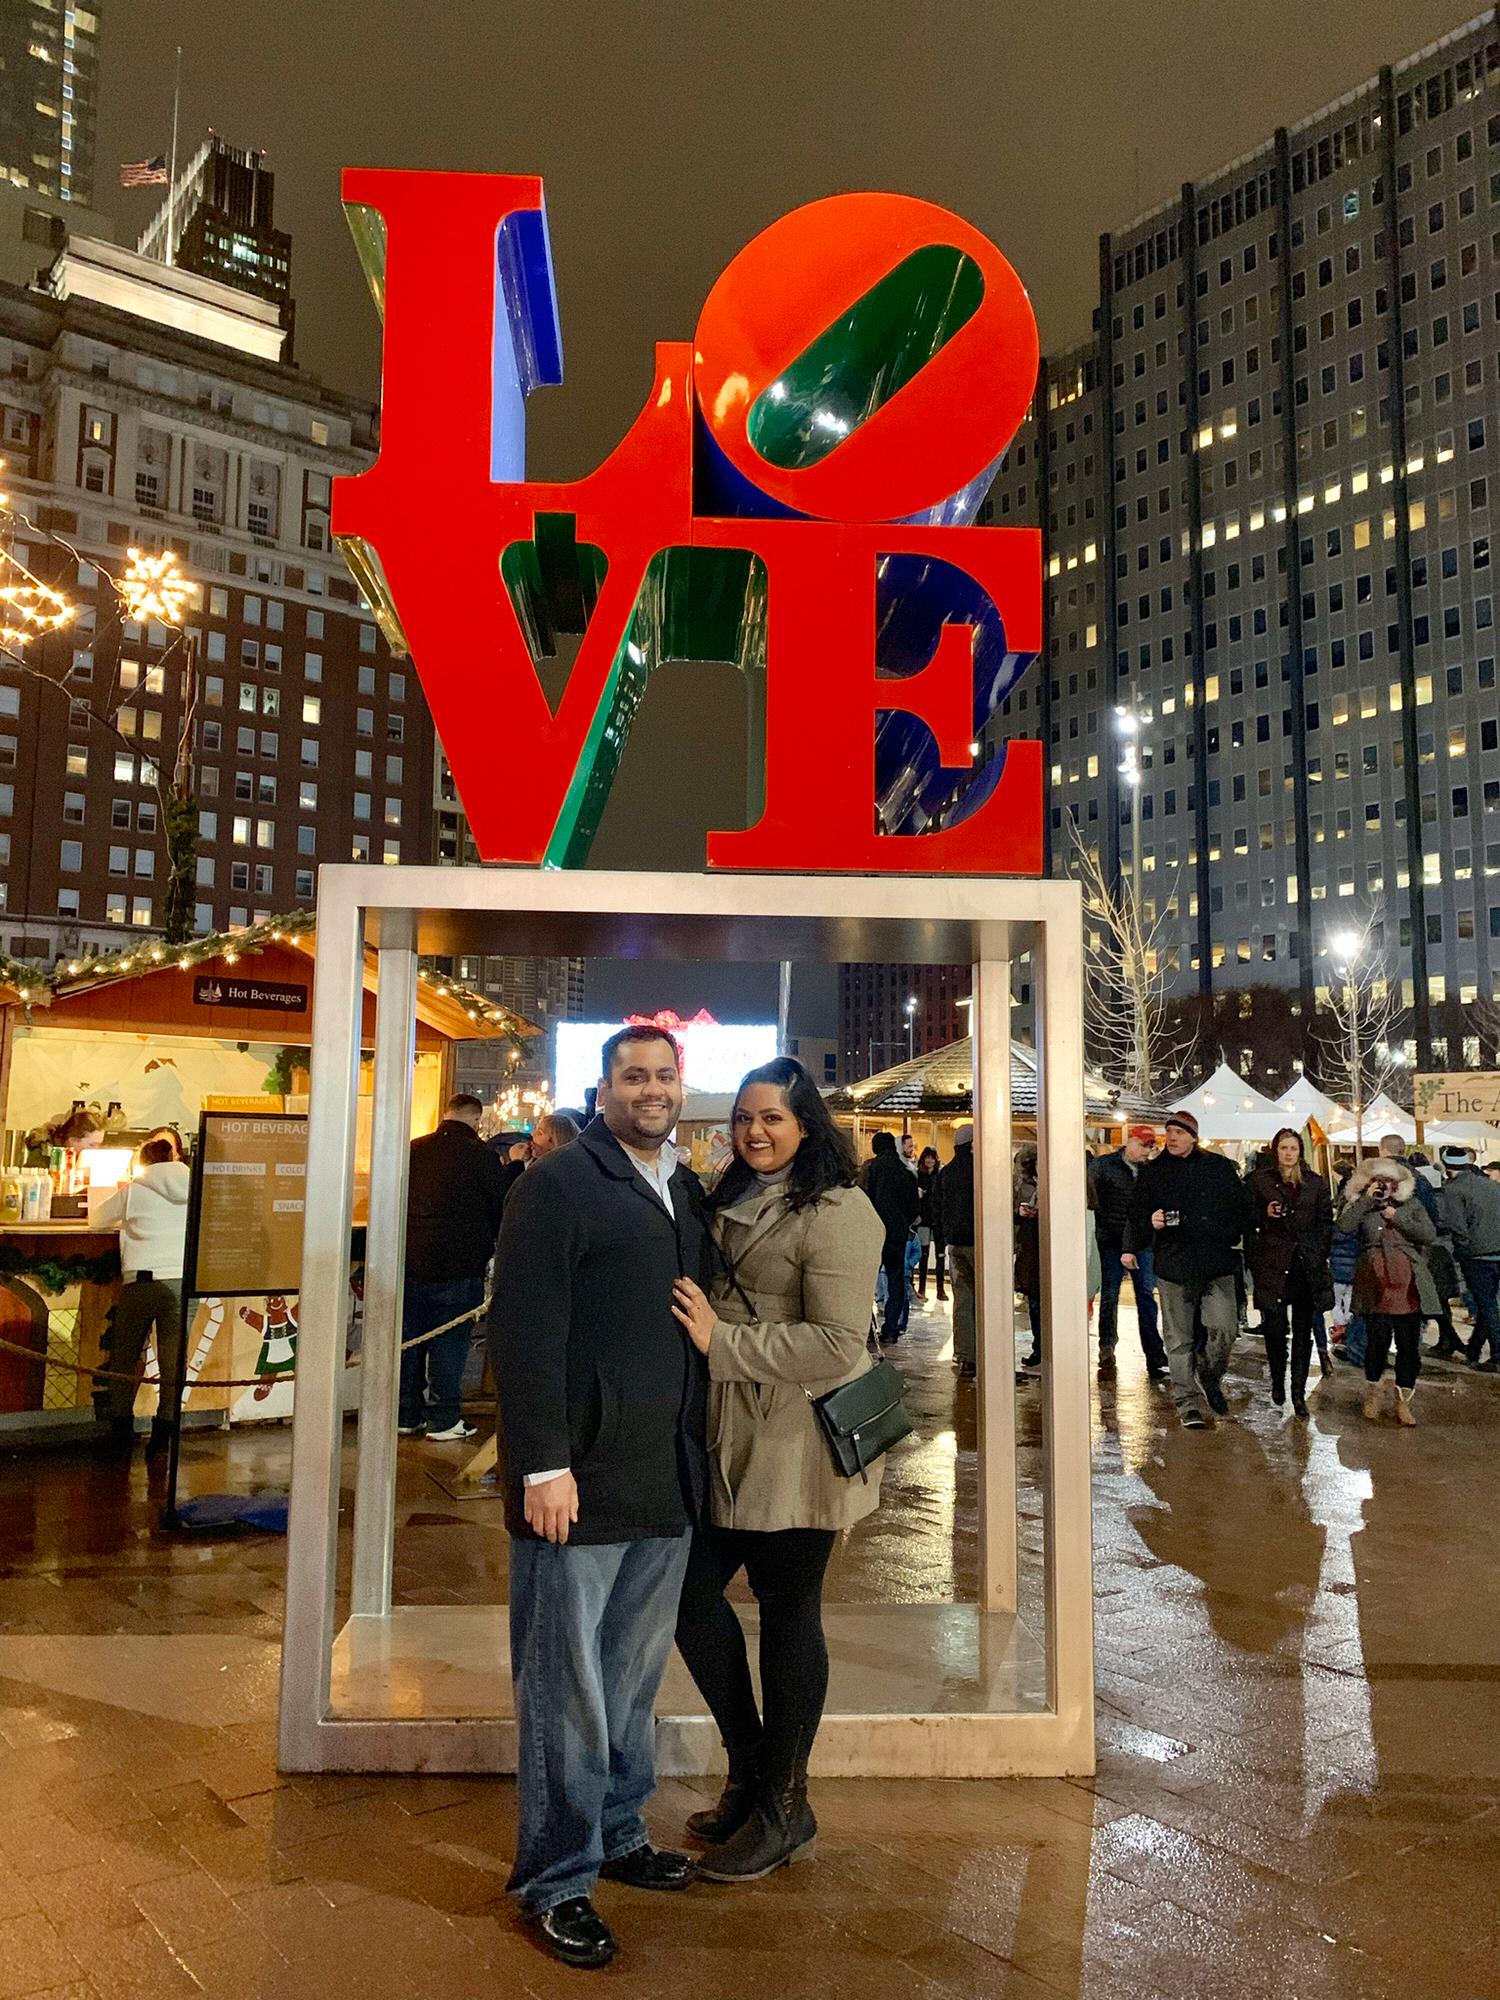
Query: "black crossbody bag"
715 1236 915 1484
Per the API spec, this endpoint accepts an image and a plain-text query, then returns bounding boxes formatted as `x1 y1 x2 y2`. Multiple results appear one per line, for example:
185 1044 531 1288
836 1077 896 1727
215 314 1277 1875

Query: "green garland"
0 1242 122 1294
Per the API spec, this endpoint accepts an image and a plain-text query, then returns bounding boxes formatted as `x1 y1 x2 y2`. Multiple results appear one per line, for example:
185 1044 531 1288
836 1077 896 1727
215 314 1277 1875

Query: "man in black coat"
1089 1126 1170 1382
398 1094 508 1441
1122 1109 1251 1429
862 1130 920 1343
488 1027 709 1969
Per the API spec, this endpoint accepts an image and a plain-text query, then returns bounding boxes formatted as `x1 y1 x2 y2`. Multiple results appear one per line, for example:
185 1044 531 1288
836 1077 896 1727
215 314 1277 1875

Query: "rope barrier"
0 1298 488 1394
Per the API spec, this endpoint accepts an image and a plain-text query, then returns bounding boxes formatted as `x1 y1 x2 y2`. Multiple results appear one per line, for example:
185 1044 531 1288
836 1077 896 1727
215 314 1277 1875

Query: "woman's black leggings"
674 1524 837 1791
1365 1312 1423 1389
1262 1280 1317 1400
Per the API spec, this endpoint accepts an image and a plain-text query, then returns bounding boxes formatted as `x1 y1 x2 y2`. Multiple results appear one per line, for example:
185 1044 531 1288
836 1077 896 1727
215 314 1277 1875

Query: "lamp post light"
1114 704 1144 918
904 994 918 1062
118 548 200 942
1329 927 1365 1153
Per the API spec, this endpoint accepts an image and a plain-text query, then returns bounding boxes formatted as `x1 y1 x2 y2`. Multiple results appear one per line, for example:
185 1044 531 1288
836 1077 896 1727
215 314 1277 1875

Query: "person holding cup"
1122 1110 1251 1431
1246 1128 1333 1419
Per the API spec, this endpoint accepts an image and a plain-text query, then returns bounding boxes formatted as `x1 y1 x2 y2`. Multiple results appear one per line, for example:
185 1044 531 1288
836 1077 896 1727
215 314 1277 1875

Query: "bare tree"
1314 905 1410 1148
1065 819 1189 1102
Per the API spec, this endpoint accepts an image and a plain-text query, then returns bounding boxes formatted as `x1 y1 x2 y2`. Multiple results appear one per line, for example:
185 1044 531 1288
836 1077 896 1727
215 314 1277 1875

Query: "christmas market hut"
825 1035 1126 1161
0 913 535 1436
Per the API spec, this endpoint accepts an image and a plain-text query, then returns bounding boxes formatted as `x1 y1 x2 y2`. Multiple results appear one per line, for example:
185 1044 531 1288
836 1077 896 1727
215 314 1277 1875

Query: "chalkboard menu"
185 1112 308 1298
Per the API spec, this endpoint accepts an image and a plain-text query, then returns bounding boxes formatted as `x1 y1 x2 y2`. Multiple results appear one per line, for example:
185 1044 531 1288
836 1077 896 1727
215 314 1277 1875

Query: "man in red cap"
1089 1126 1170 1382
1122 1109 1251 1429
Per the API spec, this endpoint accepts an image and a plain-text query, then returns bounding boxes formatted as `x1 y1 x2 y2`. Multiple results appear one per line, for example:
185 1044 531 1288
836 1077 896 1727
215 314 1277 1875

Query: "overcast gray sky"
95 0 1473 1035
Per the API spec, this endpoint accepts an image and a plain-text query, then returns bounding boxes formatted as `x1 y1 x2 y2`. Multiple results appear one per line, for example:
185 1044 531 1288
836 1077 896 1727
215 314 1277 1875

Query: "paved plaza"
0 1304 1496 1999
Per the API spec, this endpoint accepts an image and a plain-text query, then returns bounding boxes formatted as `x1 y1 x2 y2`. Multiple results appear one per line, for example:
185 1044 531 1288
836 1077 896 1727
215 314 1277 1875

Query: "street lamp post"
1114 704 1144 918
1114 704 1148 1090
1330 928 1364 1153
118 549 199 944
904 994 918 1062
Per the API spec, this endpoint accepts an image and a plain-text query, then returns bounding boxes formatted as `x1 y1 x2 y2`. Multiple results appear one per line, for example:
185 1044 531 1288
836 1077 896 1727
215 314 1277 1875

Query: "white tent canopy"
1273 1073 1346 1130
1424 1116 1500 1156
1170 1062 1287 1143
1324 1091 1414 1146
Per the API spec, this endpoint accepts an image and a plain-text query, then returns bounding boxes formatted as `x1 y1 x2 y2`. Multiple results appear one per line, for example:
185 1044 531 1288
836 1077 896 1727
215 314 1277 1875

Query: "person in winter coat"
93 1136 192 1452
400 1094 509 1441
940 1128 977 1375
1089 1127 1169 1380
1246 1129 1333 1419
1013 1145 1042 1370
1122 1109 1251 1429
1337 1157 1439 1426
1436 1145 1500 1370
915 1147 945 1300
670 1057 883 1884
861 1131 919 1344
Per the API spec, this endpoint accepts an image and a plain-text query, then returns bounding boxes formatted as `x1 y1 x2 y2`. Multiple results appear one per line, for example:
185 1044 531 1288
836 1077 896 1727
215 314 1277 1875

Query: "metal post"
1034 896 1095 1767
972 956 1016 1613
278 879 364 1769
777 960 792 1055
350 925 418 1617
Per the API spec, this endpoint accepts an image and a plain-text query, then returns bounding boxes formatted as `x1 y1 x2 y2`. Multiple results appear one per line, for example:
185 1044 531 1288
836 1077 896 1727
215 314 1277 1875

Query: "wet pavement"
0 1294 1496 1998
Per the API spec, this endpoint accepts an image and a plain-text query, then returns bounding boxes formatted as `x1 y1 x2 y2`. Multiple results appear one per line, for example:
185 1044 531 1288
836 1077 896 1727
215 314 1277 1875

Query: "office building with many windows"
0 252 437 960
0 0 99 208
982 11 1500 1070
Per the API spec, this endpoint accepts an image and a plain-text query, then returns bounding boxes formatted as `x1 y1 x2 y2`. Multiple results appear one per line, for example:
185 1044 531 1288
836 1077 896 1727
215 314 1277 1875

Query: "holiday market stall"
826 1035 1128 1158
0 915 532 1435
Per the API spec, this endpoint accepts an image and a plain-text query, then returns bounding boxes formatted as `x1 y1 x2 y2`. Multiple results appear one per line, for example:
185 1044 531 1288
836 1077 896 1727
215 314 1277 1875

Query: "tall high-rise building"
840 963 970 1082
843 14 1500 1082
137 137 294 355
0 0 100 208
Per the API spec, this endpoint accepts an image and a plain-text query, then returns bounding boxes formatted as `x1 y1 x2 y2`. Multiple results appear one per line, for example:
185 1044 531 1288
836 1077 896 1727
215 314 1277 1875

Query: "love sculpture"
334 172 1043 873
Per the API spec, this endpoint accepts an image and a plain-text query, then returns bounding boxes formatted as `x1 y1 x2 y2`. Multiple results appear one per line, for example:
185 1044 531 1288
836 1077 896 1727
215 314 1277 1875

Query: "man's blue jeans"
1097 1243 1168 1371
398 1276 485 1432
507 1530 691 1914
1461 1255 1500 1362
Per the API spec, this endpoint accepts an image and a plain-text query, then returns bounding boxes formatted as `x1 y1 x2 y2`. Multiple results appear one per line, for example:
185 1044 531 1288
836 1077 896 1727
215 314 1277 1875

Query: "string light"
117 547 195 627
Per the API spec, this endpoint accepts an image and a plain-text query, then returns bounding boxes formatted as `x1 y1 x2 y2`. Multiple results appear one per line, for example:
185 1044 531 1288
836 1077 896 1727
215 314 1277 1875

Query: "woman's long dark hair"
707 1056 859 1214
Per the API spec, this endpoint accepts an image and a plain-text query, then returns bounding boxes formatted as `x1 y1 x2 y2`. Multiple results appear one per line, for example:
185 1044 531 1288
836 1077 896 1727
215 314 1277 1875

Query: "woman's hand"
671 1276 717 1354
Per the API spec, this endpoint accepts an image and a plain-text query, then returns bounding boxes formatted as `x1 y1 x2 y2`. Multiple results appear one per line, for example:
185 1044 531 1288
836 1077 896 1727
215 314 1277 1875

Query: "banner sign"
1414 1072 1500 1122
333 172 1044 875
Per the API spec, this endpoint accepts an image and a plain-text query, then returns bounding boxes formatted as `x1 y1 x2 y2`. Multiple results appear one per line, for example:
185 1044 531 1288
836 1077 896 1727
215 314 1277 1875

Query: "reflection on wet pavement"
0 1292 1496 1996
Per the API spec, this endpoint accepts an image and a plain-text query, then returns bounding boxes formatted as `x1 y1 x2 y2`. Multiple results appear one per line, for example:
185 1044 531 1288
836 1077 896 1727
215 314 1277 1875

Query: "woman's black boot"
685 1745 760 1843
697 1743 815 1882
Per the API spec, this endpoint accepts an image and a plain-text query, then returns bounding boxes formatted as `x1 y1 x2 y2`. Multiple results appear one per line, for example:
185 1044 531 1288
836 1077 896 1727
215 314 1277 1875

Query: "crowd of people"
1103 1112 1500 1429
367 1054 1500 1971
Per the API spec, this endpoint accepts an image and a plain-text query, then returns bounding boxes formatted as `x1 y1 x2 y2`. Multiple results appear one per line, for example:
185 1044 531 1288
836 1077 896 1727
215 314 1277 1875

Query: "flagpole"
165 45 182 266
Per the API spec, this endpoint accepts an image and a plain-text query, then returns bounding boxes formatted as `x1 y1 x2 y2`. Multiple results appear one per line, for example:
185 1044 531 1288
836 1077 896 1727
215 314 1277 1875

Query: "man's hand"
1121 1253 1139 1271
671 1275 717 1354
523 1471 579 1545
1150 1208 1168 1231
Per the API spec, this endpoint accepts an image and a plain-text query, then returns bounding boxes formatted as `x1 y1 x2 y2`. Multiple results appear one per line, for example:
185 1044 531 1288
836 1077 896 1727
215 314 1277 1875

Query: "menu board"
185 1112 308 1298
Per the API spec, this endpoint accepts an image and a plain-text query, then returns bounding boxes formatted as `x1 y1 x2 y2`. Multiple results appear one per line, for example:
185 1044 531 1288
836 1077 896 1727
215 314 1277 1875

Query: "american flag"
119 154 169 188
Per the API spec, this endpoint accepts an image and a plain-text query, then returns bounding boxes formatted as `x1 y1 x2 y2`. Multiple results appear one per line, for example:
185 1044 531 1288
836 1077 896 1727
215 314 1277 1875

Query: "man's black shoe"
1200 1375 1229 1417
599 1844 695 1891
1180 1408 1215 1430
1147 1365 1172 1384
528 1898 615 1969
1470 1356 1500 1374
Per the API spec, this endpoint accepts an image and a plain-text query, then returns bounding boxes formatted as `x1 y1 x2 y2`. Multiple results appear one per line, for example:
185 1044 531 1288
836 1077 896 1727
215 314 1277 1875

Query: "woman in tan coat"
670 1056 883 1884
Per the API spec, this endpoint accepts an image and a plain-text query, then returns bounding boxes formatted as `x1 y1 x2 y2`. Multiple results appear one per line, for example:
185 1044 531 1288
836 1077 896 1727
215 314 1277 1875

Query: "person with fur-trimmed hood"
1336 1157 1440 1426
